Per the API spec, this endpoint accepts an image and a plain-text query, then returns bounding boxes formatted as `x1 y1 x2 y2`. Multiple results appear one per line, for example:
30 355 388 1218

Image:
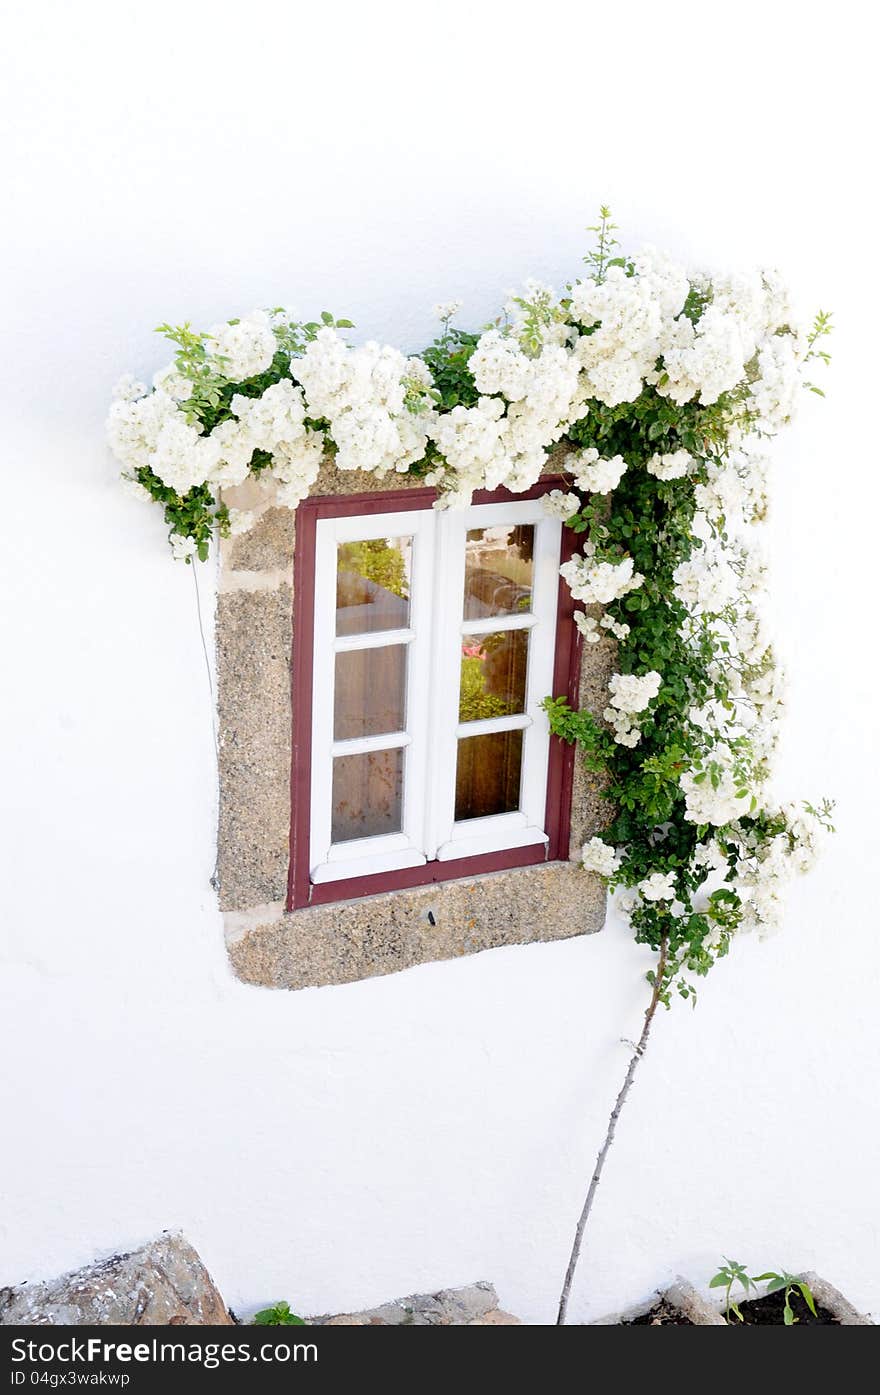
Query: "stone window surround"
216 452 612 991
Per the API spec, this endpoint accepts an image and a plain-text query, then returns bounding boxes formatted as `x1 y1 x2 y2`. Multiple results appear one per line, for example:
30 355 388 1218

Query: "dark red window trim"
287 481 582 911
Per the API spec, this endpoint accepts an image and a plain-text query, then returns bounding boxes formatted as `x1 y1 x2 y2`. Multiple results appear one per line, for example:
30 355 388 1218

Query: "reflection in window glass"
332 748 404 842
454 729 523 822
459 631 528 722
463 524 534 619
336 536 412 635
334 645 407 740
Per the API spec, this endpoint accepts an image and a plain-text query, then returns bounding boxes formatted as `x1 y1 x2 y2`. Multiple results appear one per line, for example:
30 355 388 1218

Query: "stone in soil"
313 1282 519 1325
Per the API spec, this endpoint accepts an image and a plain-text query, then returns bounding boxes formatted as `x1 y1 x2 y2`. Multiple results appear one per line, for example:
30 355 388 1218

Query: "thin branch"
556 934 669 1325
192 562 219 761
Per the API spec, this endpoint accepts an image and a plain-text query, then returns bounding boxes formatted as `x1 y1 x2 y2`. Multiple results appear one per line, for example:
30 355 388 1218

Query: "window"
288 485 580 908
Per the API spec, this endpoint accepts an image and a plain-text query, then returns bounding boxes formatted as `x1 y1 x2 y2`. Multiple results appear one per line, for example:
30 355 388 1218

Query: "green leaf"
252 1300 306 1326
797 1282 817 1316
709 1274 728 1288
783 1301 795 1325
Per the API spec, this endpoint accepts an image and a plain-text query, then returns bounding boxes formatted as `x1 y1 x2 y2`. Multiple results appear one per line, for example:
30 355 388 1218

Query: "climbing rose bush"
107 209 833 999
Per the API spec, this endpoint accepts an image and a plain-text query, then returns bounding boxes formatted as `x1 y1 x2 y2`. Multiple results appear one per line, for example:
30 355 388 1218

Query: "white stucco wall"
1 1 877 1323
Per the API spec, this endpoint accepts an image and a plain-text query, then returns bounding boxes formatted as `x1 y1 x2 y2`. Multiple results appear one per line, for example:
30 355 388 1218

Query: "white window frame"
309 498 562 885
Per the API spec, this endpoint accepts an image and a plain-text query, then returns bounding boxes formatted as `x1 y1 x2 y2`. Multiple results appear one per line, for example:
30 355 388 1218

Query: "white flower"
600 613 630 641
600 671 662 747
680 761 752 827
226 509 255 536
646 449 693 480
170 534 198 562
432 299 463 322
607 670 662 714
152 365 193 401
106 389 219 496
112 374 147 402
673 553 737 615
469 329 533 400
638 870 677 902
567 447 627 495
119 474 152 503
570 255 688 406
574 613 601 643
294 330 431 477
560 550 643 606
581 837 621 878
273 430 326 508
603 708 643 747
542 489 580 520
206 310 278 381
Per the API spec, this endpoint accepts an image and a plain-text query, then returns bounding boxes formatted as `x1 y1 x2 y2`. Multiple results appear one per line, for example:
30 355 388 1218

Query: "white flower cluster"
728 802 828 937
542 489 580 520
580 836 621 878
672 551 737 614
672 418 795 831
603 670 662 747
295 329 435 477
109 246 811 553
566 447 628 494
570 250 690 406
638 870 677 902
108 385 216 496
695 443 770 528
560 545 644 607
431 339 585 501
432 299 463 322
646 449 694 480
207 310 278 382
680 754 752 827
574 611 631 645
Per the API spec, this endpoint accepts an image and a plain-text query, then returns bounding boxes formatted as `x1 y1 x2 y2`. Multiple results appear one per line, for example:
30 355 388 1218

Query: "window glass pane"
334 645 407 740
459 631 528 722
454 729 523 821
463 524 534 619
336 537 412 635
331 748 404 843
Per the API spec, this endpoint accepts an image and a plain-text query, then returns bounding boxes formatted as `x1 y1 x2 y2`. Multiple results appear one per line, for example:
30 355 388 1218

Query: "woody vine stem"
556 935 669 1325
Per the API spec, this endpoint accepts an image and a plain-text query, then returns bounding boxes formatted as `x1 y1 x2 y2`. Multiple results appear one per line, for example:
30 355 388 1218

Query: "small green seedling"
753 1271 818 1326
709 1258 757 1322
252 1301 306 1326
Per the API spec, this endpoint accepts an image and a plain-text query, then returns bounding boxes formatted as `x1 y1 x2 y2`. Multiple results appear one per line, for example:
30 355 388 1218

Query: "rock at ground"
0 1234 233 1326
661 1277 727 1325
314 1281 520 1325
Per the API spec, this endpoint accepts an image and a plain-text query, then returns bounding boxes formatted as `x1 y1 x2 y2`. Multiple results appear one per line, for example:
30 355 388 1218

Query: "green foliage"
459 655 513 722
421 327 480 411
582 205 629 283
337 539 409 600
803 309 833 395
133 464 217 563
252 1301 306 1326
752 1270 818 1326
709 1258 756 1322
545 418 729 997
710 1261 817 1325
